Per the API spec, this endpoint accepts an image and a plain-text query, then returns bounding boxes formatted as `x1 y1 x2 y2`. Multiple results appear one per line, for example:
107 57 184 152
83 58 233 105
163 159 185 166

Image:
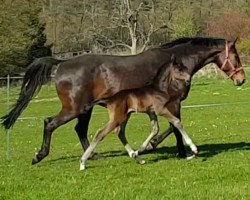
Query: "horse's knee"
44 120 56 133
44 117 53 126
172 119 182 129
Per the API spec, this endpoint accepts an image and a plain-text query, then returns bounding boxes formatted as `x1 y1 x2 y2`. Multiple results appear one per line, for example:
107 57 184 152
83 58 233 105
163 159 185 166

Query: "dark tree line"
1 0 250 76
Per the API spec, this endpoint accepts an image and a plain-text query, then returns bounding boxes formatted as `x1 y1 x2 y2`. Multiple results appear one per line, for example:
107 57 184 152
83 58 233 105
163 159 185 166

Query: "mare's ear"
228 37 238 48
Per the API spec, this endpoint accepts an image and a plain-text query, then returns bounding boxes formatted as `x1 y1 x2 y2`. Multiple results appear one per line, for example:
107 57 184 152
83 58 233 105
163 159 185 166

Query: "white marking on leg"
137 118 159 153
124 144 136 158
80 140 98 171
172 119 198 154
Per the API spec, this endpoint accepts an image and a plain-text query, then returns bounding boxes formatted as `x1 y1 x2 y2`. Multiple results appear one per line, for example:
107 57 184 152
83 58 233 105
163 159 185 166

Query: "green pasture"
0 71 250 200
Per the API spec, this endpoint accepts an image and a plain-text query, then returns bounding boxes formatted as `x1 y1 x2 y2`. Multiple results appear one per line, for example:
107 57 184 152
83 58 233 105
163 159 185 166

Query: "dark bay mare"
1 37 246 165
79 57 197 170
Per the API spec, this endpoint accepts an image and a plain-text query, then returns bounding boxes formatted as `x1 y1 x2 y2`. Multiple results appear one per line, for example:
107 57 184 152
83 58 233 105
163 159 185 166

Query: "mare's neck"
169 43 225 77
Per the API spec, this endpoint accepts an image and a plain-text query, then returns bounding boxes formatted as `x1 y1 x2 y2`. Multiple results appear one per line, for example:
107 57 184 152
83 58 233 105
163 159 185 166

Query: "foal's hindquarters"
79 88 197 170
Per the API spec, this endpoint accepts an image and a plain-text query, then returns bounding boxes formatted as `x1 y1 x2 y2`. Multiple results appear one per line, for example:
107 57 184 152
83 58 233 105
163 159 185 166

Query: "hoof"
31 153 39 165
134 155 146 165
138 159 146 165
80 164 86 171
177 152 195 160
191 145 198 155
186 154 195 160
31 158 38 165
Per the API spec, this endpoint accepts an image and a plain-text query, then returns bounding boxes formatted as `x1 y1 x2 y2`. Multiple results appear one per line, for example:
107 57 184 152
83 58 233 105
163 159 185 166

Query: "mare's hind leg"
32 109 78 165
136 113 159 154
117 122 145 165
75 108 93 151
79 121 117 170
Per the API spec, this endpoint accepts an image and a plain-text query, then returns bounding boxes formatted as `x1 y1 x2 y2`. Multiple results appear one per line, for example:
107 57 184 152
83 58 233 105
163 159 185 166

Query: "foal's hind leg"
117 122 145 165
79 121 117 170
147 101 188 158
32 109 78 165
136 113 159 154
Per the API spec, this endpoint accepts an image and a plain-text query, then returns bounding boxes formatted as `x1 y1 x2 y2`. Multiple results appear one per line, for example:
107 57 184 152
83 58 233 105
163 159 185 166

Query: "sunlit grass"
0 74 250 200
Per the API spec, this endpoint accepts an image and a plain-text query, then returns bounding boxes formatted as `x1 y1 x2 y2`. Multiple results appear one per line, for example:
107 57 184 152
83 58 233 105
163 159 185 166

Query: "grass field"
0 71 250 200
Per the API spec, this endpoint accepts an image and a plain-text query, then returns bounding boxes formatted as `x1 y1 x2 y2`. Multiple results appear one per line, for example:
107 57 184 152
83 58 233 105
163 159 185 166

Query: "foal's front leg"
147 101 188 158
159 107 198 155
117 122 146 165
136 113 159 154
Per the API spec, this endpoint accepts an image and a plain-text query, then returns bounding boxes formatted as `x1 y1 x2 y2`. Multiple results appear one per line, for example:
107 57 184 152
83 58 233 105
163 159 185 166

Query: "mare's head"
214 38 246 86
160 37 246 86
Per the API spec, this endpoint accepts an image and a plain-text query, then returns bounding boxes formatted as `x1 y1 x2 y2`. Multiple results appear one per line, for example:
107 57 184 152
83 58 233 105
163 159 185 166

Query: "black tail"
1 57 66 130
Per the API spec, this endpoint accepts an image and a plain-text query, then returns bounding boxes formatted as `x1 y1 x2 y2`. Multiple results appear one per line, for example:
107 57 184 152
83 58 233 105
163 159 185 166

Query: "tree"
27 9 52 64
0 0 51 76
169 6 199 40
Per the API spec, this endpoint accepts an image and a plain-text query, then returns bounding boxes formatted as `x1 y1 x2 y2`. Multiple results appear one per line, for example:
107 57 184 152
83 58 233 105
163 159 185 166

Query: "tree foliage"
1 0 250 75
0 0 51 76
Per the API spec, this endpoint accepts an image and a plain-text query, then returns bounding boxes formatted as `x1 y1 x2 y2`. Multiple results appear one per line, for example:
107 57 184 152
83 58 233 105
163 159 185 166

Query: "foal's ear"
233 37 238 45
170 54 176 64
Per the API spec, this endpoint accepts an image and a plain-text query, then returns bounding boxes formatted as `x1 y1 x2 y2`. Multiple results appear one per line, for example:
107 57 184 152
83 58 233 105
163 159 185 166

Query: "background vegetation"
1 0 250 76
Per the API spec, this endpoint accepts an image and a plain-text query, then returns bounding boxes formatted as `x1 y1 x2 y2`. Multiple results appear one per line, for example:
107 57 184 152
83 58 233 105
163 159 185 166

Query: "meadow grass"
0 72 250 200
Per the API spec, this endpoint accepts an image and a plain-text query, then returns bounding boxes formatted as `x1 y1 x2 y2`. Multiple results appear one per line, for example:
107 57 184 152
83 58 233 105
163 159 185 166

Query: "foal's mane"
160 37 226 49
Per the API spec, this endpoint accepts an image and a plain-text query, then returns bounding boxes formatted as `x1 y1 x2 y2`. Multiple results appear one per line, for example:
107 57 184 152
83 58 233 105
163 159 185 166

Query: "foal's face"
171 65 191 86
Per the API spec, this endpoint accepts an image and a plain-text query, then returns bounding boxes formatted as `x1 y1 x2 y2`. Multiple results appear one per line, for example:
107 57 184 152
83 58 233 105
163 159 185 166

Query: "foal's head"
169 55 191 86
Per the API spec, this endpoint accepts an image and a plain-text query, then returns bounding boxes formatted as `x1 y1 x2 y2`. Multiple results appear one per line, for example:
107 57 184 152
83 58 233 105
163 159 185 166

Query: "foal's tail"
1 57 66 130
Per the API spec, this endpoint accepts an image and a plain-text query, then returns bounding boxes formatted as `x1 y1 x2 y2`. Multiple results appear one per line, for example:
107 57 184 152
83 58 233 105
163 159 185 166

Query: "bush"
169 7 199 40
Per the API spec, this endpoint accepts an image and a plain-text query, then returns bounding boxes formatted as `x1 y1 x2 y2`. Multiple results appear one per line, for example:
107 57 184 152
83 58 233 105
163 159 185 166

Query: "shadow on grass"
45 142 250 164
150 142 250 161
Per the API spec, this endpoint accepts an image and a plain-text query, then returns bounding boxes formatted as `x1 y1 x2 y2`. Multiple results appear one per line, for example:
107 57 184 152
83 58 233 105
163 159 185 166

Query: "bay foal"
80 57 197 170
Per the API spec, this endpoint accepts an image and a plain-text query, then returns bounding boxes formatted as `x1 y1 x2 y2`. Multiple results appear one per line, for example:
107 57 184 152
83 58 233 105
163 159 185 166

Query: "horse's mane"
160 37 226 49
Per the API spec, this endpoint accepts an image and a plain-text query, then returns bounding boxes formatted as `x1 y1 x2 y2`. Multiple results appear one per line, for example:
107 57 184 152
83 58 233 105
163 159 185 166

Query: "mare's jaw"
234 79 245 86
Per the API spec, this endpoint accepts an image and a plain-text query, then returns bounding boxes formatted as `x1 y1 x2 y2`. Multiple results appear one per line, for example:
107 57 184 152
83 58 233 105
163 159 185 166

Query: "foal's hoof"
135 156 146 165
191 145 198 155
80 164 86 171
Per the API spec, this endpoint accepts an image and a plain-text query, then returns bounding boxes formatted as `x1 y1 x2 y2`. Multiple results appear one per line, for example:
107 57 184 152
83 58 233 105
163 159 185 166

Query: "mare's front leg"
74 108 98 160
80 121 117 170
136 113 159 154
74 108 93 151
